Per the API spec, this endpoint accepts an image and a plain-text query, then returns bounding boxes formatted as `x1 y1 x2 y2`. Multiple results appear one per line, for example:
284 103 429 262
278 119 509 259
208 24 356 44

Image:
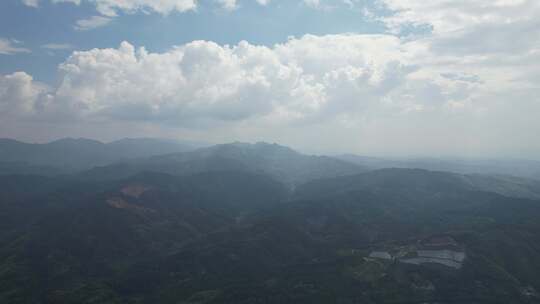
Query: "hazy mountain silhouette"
81 142 366 186
339 154 540 181
0 137 205 173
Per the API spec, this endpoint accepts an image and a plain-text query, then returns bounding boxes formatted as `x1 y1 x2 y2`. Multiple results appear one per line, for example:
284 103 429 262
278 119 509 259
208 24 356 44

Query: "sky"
0 0 539 158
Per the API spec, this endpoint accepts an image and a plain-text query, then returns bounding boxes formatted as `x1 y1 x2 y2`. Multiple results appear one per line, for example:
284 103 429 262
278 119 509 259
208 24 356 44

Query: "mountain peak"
49 137 104 146
212 141 299 156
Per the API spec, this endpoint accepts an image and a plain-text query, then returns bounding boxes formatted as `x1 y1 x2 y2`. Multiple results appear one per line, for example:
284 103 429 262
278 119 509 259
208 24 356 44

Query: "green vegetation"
1 143 540 303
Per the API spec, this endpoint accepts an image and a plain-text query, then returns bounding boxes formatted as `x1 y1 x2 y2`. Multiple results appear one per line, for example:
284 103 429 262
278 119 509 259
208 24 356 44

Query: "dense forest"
1 139 540 303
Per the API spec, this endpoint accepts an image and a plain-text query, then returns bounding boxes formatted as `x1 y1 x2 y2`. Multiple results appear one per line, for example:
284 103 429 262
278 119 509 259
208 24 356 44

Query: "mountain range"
338 154 540 181
0 138 205 174
1 138 540 303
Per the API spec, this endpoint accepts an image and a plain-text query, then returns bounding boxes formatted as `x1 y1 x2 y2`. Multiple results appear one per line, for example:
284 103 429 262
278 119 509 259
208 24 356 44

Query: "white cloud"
49 0 274 13
304 0 320 9
95 0 197 16
380 0 540 35
0 38 31 55
74 15 112 31
50 0 197 16
3 31 537 127
51 0 82 5
374 0 540 107
0 72 49 117
52 0 81 3
216 0 237 10
41 43 73 50
44 36 421 127
39 0 198 30
3 0 540 157
21 0 39 7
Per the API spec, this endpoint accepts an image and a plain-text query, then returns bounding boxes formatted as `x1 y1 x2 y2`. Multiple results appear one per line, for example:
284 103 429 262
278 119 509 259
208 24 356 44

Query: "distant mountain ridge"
81 141 367 186
0 137 206 172
295 168 540 200
338 154 540 181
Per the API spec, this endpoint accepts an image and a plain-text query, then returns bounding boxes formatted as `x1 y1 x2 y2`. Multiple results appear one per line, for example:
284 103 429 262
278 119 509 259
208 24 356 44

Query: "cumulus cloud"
0 38 31 55
42 35 424 127
380 0 540 35
2 31 536 124
376 0 540 105
4 0 540 157
0 72 49 117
